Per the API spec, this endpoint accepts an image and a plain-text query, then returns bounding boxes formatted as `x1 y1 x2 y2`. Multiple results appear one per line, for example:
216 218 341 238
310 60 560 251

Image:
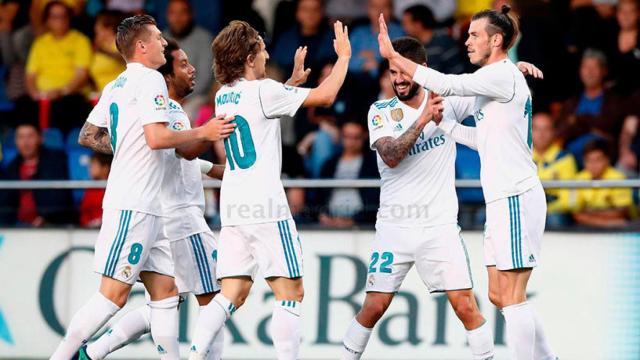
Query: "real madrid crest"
390 108 404 122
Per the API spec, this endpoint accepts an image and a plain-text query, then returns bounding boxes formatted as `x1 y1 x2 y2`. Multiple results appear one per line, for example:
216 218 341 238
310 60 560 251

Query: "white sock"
532 308 556 360
201 305 225 360
466 321 495 360
502 302 535 360
149 296 180 360
342 318 373 360
271 300 302 360
50 292 120 360
188 295 233 360
87 305 151 359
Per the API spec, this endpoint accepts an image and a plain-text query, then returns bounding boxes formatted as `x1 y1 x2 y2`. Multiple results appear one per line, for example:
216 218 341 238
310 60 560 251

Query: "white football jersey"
160 99 210 241
87 63 169 215
414 59 540 203
368 93 474 227
215 78 310 226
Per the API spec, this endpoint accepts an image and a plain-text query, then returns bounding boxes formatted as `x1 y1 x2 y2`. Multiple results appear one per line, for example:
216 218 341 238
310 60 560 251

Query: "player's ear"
246 53 255 68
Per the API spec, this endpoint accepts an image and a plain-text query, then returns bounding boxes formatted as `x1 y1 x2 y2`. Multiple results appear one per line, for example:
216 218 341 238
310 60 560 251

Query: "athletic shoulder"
371 97 399 111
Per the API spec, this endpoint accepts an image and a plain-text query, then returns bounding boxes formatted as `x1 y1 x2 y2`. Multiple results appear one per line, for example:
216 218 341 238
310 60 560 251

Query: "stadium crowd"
0 0 639 229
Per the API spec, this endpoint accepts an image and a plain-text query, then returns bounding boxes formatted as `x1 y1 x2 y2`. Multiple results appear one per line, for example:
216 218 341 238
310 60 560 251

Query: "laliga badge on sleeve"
390 108 404 122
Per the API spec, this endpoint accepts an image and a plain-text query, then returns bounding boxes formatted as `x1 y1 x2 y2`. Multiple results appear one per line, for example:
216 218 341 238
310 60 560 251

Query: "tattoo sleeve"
78 121 113 154
373 120 427 167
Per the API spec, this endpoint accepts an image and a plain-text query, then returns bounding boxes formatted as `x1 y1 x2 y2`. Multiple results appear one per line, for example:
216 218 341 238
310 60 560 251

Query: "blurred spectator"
105 0 145 13
378 60 394 99
401 4 465 74
89 10 126 93
573 139 633 227
222 0 266 37
394 0 456 24
0 122 75 226
271 0 334 76
24 0 92 134
349 0 404 77
325 0 368 19
0 1 36 126
532 112 578 227
80 152 111 227
297 62 341 178
609 0 640 96
556 49 626 167
315 121 380 227
617 111 640 176
163 0 214 118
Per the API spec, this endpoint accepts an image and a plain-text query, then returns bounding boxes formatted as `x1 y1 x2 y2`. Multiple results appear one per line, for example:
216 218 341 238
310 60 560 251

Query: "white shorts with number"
170 231 220 295
366 222 473 293
217 219 303 280
484 183 546 270
94 209 173 285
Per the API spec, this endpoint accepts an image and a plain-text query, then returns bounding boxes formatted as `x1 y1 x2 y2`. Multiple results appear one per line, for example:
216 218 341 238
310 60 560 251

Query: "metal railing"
0 179 639 189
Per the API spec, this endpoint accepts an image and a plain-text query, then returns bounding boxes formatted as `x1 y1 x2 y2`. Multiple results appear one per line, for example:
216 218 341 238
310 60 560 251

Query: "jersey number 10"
223 115 257 170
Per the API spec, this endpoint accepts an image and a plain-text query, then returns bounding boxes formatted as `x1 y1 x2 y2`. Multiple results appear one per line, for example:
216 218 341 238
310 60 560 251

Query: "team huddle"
49 4 556 360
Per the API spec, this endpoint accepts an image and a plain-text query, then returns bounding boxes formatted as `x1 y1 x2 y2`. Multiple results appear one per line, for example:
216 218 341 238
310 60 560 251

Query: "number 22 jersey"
215 78 310 226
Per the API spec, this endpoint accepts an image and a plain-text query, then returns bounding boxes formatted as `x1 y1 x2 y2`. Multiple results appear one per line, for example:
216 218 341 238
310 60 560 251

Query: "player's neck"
402 89 425 109
482 52 508 67
127 55 156 69
168 88 184 104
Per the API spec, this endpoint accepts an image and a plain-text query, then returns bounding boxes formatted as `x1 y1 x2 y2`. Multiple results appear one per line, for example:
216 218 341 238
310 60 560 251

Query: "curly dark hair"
212 20 262 85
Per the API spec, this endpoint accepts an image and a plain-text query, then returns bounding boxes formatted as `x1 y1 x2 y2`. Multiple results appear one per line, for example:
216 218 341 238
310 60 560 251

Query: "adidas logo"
529 254 536 262
394 123 403 131
157 345 167 354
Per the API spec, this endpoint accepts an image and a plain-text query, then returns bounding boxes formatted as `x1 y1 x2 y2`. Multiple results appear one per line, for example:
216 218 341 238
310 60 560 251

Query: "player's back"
215 78 310 226
473 59 539 202
88 63 169 215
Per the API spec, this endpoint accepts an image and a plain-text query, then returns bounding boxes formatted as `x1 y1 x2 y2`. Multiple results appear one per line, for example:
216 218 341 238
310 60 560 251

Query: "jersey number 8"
223 115 256 170
109 103 119 152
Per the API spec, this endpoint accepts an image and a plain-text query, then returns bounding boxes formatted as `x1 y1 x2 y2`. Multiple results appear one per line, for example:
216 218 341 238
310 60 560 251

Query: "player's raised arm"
378 14 542 101
302 21 351 107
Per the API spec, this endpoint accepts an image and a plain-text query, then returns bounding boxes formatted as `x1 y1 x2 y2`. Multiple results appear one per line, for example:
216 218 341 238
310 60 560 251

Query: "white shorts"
170 231 220 295
484 183 546 270
94 210 173 285
366 222 473 293
217 219 303 280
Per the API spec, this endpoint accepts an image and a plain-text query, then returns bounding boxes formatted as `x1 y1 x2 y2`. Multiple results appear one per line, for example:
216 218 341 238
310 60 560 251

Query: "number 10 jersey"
215 78 310 226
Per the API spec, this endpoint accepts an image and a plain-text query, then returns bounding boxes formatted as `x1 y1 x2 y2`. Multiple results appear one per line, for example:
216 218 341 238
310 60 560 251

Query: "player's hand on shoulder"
202 114 236 141
424 92 444 125
333 20 351 59
516 61 544 79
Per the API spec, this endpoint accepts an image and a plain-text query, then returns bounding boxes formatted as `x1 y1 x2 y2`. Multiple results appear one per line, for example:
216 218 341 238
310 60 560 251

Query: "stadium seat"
66 127 82 149
1 128 15 150
43 128 65 150
68 148 93 204
1 147 17 169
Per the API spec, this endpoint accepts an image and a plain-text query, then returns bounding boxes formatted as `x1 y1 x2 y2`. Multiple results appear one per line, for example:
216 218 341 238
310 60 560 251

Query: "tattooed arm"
373 120 428 168
372 93 444 168
78 121 113 154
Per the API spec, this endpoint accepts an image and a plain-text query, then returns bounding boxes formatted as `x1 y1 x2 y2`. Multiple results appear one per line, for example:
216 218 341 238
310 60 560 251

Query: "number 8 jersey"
87 63 170 215
215 78 310 226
